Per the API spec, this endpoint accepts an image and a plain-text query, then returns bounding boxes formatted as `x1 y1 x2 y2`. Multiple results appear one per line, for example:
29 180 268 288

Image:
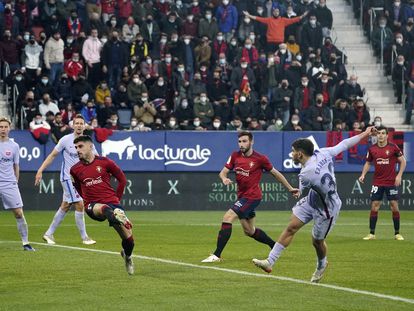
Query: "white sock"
267 242 285 266
75 211 88 240
16 216 29 245
317 257 327 269
45 208 67 236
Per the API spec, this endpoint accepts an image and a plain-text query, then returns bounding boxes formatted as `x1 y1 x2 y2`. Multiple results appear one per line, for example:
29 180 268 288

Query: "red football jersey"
225 150 273 199
366 143 403 186
70 156 127 207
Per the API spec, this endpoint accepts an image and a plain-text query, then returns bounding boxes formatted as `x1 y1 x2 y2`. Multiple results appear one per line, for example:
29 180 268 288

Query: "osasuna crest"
249 161 255 168
96 166 102 173
385 150 390 156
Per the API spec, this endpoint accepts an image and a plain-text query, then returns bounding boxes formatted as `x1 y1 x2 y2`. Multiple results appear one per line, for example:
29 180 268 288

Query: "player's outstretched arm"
35 149 59 186
219 167 232 185
358 161 371 184
395 155 407 187
269 168 300 198
323 126 376 157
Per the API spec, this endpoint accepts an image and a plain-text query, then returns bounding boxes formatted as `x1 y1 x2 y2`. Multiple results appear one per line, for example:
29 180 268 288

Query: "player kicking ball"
359 126 406 241
252 126 376 283
202 131 299 263
70 135 135 275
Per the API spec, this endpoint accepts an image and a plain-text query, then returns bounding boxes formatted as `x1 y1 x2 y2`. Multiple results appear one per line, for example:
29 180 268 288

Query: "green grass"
0 211 413 311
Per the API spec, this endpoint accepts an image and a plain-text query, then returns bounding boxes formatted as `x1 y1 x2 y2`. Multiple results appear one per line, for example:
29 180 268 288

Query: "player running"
35 115 96 245
252 126 375 283
0 117 35 251
202 131 299 263
359 126 406 241
70 135 135 275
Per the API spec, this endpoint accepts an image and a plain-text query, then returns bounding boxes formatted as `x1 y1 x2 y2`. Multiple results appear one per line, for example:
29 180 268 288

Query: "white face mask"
257 9 263 15
396 38 403 44
147 59 152 64
206 14 212 20
213 122 221 128
244 18 250 23
169 120 176 127
133 78 140 84
240 96 246 102
101 38 108 44
302 81 308 87
374 121 381 127
310 20 316 26
165 57 172 63
292 119 299 125
42 79 49 84
280 49 287 54
200 96 207 102
158 81 164 86
111 20 117 26
194 121 200 127
219 58 226 64
181 101 188 109
230 41 237 46
160 38 167 44
276 119 283 126
397 61 404 65
241 63 247 69
249 35 255 41
296 55 302 61
245 44 252 49
131 121 138 127
178 67 185 72
16 76 23 81
138 123 144 128
217 36 223 41
223 0 229 5
184 39 190 44
141 97 148 102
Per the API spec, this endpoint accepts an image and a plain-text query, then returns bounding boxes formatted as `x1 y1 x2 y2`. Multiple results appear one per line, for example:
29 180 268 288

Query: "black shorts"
370 186 399 201
86 203 124 222
231 198 261 220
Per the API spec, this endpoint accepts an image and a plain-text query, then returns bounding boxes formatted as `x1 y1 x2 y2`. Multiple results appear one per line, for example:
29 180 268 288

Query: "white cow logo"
101 137 136 160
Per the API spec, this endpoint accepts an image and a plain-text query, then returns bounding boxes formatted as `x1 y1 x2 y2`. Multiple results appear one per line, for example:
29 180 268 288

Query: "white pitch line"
1 241 413 305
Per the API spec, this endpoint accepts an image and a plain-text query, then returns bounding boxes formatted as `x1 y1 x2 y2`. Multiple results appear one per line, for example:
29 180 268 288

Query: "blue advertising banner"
9 130 414 172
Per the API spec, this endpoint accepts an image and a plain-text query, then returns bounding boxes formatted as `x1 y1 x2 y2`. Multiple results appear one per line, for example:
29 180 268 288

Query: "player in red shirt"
358 126 407 241
202 131 299 263
70 135 135 274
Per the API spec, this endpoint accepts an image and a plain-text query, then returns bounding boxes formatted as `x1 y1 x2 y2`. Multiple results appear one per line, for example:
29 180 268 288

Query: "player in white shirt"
253 126 375 283
0 117 35 251
35 115 96 245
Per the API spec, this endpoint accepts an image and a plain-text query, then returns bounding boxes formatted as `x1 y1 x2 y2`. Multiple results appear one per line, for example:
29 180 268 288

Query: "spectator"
294 75 315 115
339 74 364 102
314 0 333 38
133 92 157 126
348 99 371 130
393 33 410 61
82 28 103 88
81 100 97 124
193 92 214 126
243 8 306 53
198 10 219 40
274 79 292 125
371 17 393 58
55 73 72 105
122 17 139 44
141 14 161 51
283 113 309 131
30 112 51 144
51 112 71 141
195 36 212 68
392 54 409 104
64 52 84 80
301 14 323 57
22 35 43 88
232 93 258 125
44 30 64 84
266 118 284 131
149 77 168 101
238 13 255 42
164 116 179 130
308 94 332 131
0 30 24 73
127 74 148 105
72 74 94 109
226 116 244 131
174 98 194 127
216 0 238 41
213 96 232 125
239 38 259 64
188 72 207 102
96 96 117 126
333 99 350 130
21 91 38 128
230 57 256 94
113 83 130 109
39 93 60 118
106 112 120 130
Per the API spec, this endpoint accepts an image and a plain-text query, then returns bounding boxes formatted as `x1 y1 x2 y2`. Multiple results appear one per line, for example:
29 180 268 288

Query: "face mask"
111 20 117 26
187 16 194 22
146 18 153 24
101 38 108 44
292 119 299 125
397 61 404 65
380 23 386 28
176 0 182 5
350 81 357 86
280 49 287 54
184 39 190 44
396 38 403 44
223 0 229 5
231 41 237 46
206 14 212 20
276 119 283 126
310 20 316 26
141 97 148 102
72 57 79 62
257 9 263 15
322 79 328 83
16 76 23 81
245 44 251 49
219 58 226 64
178 67 184 72
101 83 107 89
138 123 144 128
172 37 178 42
240 96 246 102
131 121 138 127
200 96 207 102
42 79 48 84
213 122 221 128
193 2 198 6
302 81 308 87
160 38 167 44
244 18 250 23
249 34 255 41
194 121 200 127
147 59 152 64
374 121 381 127
24 34 30 41
165 57 172 63
217 36 223 41
111 119 118 124
296 55 302 61
133 78 140 84
395 1 401 6
181 101 188 109
169 120 176 127
35 119 42 124
158 81 164 86
241 63 247 69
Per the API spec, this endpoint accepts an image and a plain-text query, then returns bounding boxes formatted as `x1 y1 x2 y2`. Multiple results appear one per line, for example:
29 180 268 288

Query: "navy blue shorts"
86 203 124 222
231 198 261 220
370 186 399 201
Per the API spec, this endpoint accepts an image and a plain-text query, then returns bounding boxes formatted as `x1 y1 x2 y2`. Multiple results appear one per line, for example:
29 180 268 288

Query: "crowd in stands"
0 0 387 141
355 0 414 125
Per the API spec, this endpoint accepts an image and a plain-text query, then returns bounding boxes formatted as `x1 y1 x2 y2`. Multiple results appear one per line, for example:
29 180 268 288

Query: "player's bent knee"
13 209 23 218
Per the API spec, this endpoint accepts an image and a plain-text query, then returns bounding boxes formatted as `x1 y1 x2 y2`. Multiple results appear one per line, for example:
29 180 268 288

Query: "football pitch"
1 211 413 311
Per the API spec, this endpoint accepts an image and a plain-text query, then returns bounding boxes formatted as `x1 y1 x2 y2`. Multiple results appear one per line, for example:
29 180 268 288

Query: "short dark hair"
292 138 314 156
238 131 253 141
74 114 85 121
74 135 93 144
376 125 388 134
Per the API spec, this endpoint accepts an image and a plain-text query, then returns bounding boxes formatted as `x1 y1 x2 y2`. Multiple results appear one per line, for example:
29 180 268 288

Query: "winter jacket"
44 38 64 67
216 4 238 33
